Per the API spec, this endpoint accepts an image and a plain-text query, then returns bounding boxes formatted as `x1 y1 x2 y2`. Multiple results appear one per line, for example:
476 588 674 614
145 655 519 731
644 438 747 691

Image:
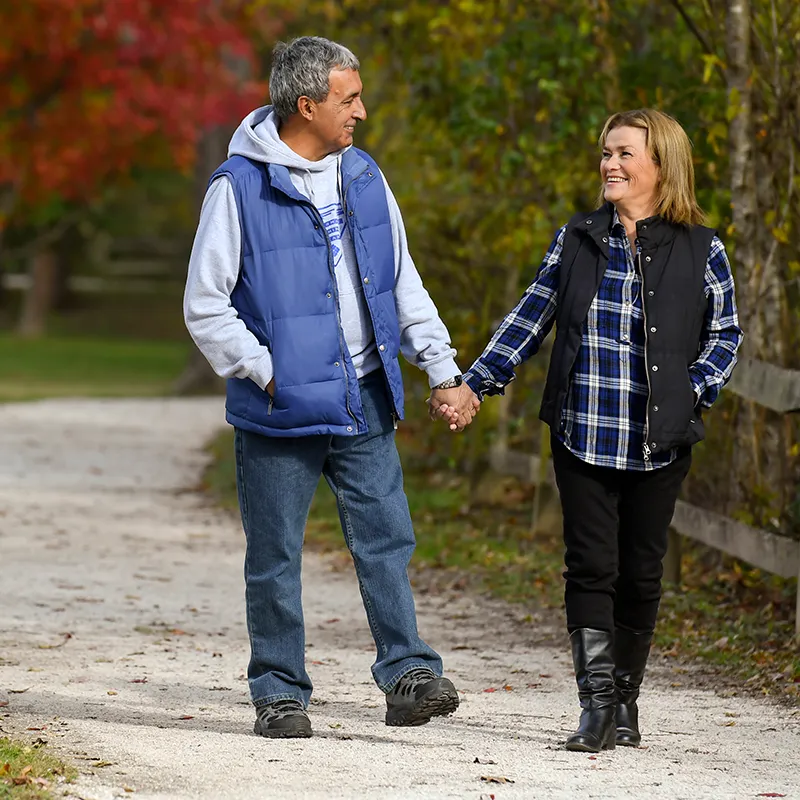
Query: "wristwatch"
433 375 463 390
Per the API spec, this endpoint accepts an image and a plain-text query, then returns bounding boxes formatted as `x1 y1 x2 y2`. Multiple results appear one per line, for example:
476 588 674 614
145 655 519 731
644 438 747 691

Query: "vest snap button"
602 237 608 243
650 326 656 332
653 405 659 411
379 344 386 352
648 290 654 296
334 361 340 367
326 292 332 298
368 171 374 177
347 426 353 432
349 210 354 216
652 365 658 371
646 255 652 262
364 277 369 284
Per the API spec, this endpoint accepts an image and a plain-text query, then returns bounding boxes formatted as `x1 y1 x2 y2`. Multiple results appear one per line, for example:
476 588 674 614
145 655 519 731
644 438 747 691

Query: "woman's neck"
615 201 656 245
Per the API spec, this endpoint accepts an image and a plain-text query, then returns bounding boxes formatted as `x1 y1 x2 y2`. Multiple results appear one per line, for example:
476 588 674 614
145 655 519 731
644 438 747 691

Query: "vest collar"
575 202 680 254
265 148 374 204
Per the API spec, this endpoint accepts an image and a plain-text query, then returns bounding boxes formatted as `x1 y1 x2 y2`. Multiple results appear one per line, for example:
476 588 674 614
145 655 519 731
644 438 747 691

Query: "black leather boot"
614 627 653 747
565 628 617 752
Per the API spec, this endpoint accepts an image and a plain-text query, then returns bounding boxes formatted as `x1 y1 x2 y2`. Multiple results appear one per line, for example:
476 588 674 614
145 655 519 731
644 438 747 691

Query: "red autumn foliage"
0 0 268 219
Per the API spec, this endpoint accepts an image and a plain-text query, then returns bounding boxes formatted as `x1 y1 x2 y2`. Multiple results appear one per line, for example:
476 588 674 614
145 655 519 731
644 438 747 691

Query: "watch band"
433 376 463 390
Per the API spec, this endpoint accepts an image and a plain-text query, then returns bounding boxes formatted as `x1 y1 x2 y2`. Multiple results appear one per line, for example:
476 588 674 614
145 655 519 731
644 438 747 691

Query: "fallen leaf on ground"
178 715 194 720
483 688 497 693
473 758 496 765
325 618 340 624
129 678 148 684
503 685 513 691
480 776 514 784
38 633 72 649
107 690 118 696
8 687 31 694
756 794 786 797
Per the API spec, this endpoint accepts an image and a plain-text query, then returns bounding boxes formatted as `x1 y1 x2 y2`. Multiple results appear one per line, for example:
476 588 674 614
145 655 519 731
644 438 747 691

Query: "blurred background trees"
1 0 799 537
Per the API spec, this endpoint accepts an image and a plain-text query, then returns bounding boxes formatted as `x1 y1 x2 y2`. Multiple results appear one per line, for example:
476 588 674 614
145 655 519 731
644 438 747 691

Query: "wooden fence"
490 356 800 637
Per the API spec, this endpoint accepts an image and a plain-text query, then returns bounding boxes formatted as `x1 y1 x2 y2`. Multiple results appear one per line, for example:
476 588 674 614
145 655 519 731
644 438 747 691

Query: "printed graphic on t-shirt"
319 202 347 268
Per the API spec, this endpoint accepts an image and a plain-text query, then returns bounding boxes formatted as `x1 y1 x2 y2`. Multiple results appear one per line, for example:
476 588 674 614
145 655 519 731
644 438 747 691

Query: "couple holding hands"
184 36 742 750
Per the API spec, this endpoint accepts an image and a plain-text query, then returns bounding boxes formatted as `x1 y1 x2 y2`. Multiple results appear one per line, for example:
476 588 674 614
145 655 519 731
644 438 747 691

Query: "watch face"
454 375 463 386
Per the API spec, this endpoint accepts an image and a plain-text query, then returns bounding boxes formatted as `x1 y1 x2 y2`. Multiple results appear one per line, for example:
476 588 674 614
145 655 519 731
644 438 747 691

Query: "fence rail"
490 354 800 637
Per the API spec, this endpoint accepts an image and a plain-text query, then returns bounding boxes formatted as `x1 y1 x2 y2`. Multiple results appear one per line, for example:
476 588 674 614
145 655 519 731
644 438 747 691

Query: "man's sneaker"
385 668 459 727
254 699 312 739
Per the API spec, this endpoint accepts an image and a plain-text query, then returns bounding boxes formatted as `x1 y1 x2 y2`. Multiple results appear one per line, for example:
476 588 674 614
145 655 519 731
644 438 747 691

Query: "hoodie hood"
228 105 349 173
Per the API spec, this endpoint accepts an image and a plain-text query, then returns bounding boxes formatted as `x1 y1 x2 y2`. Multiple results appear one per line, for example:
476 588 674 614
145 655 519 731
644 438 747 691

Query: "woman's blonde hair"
597 108 706 226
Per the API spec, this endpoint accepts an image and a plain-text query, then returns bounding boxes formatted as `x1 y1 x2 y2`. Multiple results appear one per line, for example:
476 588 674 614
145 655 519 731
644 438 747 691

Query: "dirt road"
0 397 797 799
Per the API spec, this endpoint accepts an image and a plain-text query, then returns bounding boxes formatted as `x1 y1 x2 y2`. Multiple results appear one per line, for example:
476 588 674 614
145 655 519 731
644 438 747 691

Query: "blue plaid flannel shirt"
464 213 743 471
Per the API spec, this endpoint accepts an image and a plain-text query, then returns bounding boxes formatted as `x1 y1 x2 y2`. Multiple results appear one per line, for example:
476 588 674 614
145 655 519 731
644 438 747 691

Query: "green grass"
0 738 76 800
204 424 800 702
0 334 190 401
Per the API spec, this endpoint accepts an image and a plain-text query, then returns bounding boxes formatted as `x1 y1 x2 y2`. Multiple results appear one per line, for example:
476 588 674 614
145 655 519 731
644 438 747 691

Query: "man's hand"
267 378 276 396
428 384 481 432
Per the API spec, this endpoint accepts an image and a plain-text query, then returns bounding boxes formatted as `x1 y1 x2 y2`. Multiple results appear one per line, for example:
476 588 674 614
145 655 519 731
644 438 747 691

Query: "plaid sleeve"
688 235 744 408
464 226 564 399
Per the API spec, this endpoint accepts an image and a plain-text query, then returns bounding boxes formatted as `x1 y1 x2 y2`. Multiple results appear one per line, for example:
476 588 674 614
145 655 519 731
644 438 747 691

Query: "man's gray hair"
269 36 360 121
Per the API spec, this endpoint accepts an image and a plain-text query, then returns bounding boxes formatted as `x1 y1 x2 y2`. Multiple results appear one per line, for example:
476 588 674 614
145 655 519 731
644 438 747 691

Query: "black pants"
551 436 691 634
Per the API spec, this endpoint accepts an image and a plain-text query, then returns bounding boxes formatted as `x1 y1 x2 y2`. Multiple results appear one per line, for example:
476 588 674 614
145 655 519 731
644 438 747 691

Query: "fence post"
663 529 682 586
796 561 800 640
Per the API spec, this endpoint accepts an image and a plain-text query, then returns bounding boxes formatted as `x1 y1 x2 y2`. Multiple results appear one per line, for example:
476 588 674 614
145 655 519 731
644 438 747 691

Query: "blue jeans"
235 371 442 709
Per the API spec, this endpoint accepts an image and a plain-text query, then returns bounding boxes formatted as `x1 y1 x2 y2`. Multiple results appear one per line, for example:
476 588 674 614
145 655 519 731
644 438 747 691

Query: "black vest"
539 203 716 456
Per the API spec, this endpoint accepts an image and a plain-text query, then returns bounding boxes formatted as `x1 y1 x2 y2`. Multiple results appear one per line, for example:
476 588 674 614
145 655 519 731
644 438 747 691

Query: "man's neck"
278 118 328 162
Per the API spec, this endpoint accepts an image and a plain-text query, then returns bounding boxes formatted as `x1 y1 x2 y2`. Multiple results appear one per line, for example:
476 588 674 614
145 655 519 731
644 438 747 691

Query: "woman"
439 109 743 752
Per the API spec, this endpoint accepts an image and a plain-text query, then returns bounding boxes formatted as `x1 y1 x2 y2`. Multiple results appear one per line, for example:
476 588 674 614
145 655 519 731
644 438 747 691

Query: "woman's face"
600 125 660 212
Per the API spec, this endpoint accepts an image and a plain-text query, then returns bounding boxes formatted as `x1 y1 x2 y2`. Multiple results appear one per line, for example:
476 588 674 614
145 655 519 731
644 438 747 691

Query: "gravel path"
0 397 797 800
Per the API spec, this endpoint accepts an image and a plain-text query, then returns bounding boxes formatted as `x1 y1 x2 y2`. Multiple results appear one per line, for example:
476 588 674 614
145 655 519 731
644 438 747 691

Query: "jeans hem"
252 692 307 709
379 660 442 694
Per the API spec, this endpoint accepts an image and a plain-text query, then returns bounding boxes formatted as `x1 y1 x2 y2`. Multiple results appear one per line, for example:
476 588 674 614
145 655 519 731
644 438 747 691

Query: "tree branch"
668 0 726 83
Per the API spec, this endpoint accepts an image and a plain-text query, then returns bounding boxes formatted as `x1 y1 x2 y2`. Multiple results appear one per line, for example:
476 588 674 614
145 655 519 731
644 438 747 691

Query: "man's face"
308 69 367 154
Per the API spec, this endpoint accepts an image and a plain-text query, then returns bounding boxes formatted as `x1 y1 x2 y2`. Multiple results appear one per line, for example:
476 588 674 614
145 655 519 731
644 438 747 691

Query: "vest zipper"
638 250 652 462
267 396 273 416
309 203 358 432
342 164 402 421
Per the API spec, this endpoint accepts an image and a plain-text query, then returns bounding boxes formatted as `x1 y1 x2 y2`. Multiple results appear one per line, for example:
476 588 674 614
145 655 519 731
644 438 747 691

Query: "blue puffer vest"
209 147 404 438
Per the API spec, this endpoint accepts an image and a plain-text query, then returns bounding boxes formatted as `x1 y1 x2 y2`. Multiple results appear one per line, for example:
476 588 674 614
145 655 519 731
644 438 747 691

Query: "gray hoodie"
184 106 459 391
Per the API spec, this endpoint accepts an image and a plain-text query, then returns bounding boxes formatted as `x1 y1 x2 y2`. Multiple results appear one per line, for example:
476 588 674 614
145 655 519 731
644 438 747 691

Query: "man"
184 36 476 738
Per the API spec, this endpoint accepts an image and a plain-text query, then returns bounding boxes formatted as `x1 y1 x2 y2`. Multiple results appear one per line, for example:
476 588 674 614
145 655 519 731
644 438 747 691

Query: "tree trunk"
726 0 758 338
725 0 787 520
17 247 59 338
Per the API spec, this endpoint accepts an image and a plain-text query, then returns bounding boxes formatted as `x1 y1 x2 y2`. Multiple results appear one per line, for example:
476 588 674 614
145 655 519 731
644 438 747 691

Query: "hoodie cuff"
425 358 461 389
247 350 275 392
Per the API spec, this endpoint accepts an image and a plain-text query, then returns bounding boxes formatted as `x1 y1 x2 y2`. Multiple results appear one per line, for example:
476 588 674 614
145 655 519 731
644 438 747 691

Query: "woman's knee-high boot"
565 628 617 752
614 627 653 747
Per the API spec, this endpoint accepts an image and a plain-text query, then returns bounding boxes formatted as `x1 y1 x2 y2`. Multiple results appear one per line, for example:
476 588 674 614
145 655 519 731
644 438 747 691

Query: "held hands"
428 384 481 432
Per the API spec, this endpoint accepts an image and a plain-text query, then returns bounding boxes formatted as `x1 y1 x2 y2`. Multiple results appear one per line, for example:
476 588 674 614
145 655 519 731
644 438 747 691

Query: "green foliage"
0 738 75 799
0 334 189 402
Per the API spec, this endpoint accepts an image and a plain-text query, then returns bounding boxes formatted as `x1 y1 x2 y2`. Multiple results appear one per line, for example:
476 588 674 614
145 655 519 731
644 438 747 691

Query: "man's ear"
296 96 315 121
